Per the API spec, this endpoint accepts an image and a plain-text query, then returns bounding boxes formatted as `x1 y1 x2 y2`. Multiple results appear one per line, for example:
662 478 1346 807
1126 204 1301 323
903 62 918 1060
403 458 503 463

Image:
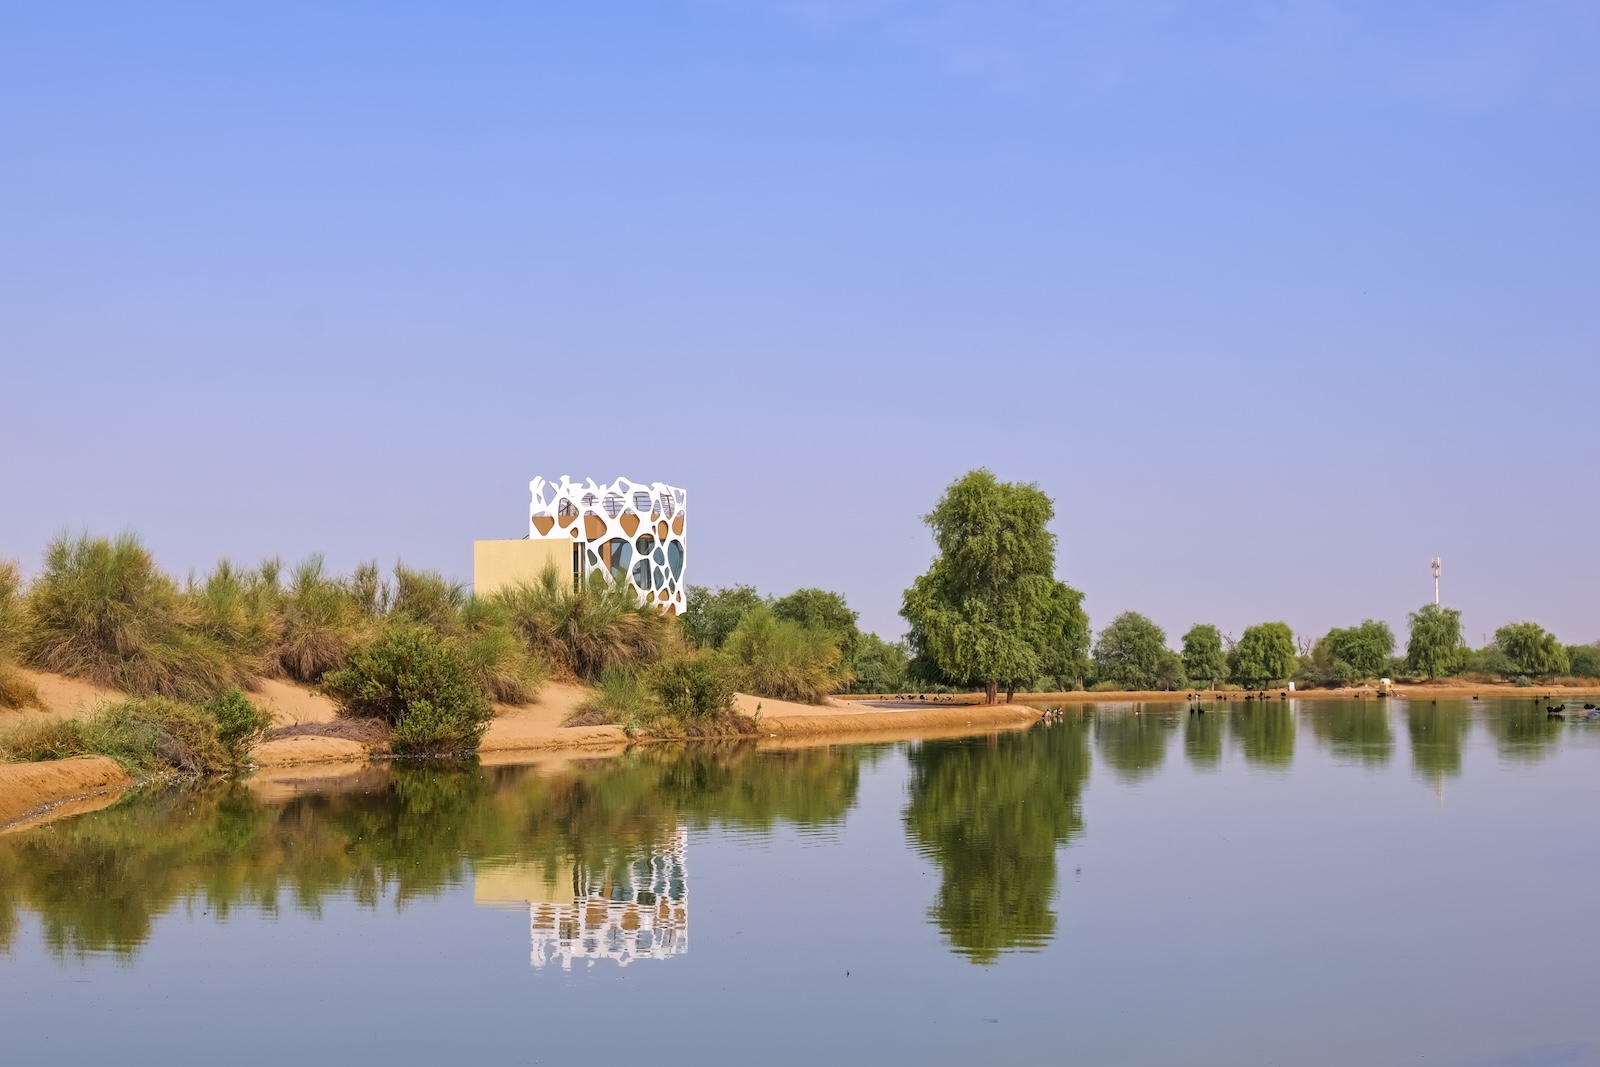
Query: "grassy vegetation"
495 565 672 682
571 653 750 738
0 561 40 709
321 625 493 756
0 690 270 774
721 606 847 704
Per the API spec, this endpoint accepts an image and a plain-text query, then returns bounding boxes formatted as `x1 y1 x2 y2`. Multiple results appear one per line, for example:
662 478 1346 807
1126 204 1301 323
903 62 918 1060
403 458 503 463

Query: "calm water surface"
3 698 1598 1066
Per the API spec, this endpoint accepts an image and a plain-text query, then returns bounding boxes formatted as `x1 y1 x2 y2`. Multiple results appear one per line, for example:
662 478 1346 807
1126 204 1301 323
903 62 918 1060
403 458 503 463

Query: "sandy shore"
0 756 132 831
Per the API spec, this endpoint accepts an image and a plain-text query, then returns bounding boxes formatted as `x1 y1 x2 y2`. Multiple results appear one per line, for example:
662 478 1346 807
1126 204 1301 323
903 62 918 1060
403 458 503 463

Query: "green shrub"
272 556 362 683
200 688 272 762
0 561 40 709
1564 643 1600 680
185 560 277 687
23 535 239 699
0 697 235 774
389 564 466 634
647 651 740 726
494 566 672 682
721 607 846 704
322 625 492 756
571 667 660 727
457 596 543 704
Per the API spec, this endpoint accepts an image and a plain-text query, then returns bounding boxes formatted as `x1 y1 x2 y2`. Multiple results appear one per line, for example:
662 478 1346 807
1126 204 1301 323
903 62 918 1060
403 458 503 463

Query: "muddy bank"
0 756 132 830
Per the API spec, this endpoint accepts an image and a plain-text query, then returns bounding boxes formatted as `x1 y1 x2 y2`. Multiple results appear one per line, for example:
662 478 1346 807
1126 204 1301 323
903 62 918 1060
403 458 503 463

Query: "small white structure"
528 476 688 614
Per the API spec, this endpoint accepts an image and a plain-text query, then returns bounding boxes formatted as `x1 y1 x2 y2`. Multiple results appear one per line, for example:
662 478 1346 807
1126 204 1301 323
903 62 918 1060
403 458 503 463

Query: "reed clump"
494 566 673 682
721 606 848 705
569 652 750 738
0 689 270 773
0 561 41 709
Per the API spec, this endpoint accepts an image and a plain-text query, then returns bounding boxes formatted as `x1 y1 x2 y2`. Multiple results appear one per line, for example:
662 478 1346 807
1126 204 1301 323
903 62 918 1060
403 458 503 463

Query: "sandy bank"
481 684 628 753
742 692 1041 736
0 756 132 830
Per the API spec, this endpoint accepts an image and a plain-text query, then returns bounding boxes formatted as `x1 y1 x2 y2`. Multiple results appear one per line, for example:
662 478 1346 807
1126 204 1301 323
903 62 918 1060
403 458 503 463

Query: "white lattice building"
473 475 687 612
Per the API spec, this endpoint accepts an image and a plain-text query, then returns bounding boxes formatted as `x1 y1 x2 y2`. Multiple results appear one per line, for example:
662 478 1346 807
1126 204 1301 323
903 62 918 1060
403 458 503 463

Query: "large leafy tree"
1229 622 1297 688
681 585 764 649
1092 612 1174 691
901 470 1087 704
1494 622 1570 678
1405 604 1463 679
1180 624 1228 688
1324 619 1395 679
771 588 861 663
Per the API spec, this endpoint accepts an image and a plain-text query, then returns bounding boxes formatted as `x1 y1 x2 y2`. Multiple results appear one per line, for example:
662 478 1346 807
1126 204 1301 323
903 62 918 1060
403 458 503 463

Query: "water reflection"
1302 701 1394 766
1231 703 1295 768
1480 701 1563 763
1184 709 1225 769
0 744 861 960
1093 708 1177 781
1405 703 1472 785
903 721 1090 965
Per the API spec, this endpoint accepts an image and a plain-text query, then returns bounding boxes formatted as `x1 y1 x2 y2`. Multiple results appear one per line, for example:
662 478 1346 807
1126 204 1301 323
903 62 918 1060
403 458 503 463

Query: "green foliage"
1091 612 1176 691
1229 622 1297 687
0 561 40 709
456 595 543 704
1494 622 1570 678
1405 603 1464 679
721 606 847 704
645 650 745 734
200 688 272 762
849 632 911 694
272 556 363 683
1567 643 1600 679
1459 643 1512 677
573 667 660 727
23 534 240 699
770 588 861 662
321 625 492 756
681 584 765 649
1181 624 1228 688
0 697 237 774
1033 582 1092 692
1324 620 1395 678
495 565 671 682
1297 638 1356 688
389 564 466 634
901 469 1086 702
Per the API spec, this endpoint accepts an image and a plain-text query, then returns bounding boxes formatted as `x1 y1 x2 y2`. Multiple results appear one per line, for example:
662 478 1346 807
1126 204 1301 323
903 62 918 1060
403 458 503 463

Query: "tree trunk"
985 679 998 705
1005 684 1015 704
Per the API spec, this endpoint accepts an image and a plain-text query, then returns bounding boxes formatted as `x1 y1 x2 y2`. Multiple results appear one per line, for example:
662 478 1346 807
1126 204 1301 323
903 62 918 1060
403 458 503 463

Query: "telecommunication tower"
1431 557 1441 606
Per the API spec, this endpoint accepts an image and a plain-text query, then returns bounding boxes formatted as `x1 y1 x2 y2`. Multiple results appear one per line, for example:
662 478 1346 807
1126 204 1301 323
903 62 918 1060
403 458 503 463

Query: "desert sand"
0 756 131 830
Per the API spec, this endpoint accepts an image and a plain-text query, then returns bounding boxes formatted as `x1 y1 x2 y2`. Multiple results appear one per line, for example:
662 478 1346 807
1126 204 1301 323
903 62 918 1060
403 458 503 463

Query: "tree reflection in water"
1302 701 1394 766
1231 703 1295 768
1184 709 1225 769
1093 708 1177 782
1405 702 1471 785
0 743 864 959
1480 700 1563 763
903 720 1090 965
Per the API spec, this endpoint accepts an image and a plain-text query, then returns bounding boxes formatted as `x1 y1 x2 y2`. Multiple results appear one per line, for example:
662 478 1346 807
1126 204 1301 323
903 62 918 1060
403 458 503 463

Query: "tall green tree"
1324 620 1395 678
1405 604 1463 679
681 585 764 649
901 470 1086 704
1228 622 1297 688
1494 622 1570 678
1568 643 1600 679
770 588 861 663
1092 612 1174 691
1180 624 1228 688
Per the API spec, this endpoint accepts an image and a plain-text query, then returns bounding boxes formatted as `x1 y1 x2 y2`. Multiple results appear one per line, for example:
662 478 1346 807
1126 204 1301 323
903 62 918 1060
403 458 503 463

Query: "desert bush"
321 624 492 756
645 651 747 736
1568 643 1600 680
185 560 277 688
495 566 673 682
0 697 235 774
272 556 362 683
721 607 846 704
570 666 660 728
0 561 40 709
200 687 272 762
389 564 466 635
457 596 543 705
23 535 238 699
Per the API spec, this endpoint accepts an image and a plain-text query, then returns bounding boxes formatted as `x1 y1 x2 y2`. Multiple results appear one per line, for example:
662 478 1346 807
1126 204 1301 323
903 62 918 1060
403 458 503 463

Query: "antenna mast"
1431 557 1441 606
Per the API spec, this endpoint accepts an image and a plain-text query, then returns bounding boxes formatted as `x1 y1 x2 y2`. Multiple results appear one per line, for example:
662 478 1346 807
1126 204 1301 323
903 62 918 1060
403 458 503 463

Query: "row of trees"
897 470 1599 701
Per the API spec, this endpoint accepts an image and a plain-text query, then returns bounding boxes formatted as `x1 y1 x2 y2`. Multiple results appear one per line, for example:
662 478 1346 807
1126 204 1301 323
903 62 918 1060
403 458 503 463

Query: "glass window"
635 533 655 556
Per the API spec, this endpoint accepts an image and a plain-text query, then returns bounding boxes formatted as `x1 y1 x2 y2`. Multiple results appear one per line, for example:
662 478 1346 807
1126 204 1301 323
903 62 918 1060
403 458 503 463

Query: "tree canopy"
1229 622 1297 687
1092 612 1175 691
1324 619 1395 678
901 470 1087 703
1494 622 1569 678
681 584 764 649
1405 604 1463 679
1180 624 1228 688
770 588 861 663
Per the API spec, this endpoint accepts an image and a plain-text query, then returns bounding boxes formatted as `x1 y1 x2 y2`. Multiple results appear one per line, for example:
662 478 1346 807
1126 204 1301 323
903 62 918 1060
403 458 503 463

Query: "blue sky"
2 1 1596 647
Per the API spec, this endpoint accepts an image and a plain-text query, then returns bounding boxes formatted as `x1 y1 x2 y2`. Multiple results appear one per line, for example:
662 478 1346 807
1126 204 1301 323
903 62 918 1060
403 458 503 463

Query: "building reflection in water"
474 828 690 970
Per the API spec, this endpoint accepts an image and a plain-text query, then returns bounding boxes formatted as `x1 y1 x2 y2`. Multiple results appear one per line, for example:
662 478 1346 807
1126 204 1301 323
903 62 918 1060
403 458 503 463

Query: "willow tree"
1406 604 1463 679
901 470 1087 703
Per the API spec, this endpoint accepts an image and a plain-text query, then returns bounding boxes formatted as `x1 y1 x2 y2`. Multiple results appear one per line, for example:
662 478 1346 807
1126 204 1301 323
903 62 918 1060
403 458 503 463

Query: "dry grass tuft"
494 566 674 683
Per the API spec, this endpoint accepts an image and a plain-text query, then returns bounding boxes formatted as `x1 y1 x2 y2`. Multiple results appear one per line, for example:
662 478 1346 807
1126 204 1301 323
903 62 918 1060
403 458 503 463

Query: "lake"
3 697 1598 1066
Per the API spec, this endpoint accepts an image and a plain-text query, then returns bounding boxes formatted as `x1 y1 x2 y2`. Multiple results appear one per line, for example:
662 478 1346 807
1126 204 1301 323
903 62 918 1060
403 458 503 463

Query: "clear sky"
2 1 1596 648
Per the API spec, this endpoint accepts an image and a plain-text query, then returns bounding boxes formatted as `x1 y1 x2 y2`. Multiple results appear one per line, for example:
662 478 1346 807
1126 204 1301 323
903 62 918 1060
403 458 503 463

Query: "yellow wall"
473 539 570 596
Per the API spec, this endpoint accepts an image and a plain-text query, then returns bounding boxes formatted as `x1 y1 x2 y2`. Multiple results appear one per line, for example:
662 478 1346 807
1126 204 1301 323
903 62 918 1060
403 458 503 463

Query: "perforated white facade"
528 475 687 613
528 829 690 970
